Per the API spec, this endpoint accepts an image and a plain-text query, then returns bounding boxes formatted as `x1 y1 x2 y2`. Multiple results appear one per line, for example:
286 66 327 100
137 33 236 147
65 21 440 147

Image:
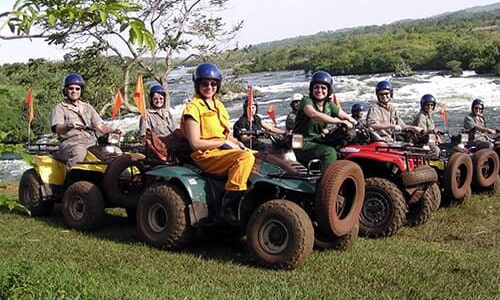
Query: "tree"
0 0 242 116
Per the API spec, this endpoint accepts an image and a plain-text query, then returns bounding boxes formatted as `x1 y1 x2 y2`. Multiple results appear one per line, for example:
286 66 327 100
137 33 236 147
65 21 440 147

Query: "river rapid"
1 69 498 181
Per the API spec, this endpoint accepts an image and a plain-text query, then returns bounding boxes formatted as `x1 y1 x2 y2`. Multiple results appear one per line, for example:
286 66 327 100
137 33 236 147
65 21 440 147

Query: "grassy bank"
0 181 498 300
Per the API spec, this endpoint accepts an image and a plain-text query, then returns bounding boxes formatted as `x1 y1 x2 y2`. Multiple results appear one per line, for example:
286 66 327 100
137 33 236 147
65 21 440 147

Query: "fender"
250 160 317 194
33 155 67 185
340 149 407 171
146 165 218 204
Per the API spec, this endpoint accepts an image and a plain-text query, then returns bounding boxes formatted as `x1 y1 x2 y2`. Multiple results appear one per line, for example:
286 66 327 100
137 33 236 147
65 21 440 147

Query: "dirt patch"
0 181 19 198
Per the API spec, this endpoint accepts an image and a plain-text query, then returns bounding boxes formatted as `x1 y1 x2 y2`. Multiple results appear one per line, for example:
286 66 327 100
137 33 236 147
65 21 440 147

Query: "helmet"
243 97 258 115
309 71 333 97
351 103 367 114
192 63 222 93
375 80 393 98
420 94 436 110
471 98 484 112
290 93 303 108
62 73 85 96
149 85 166 108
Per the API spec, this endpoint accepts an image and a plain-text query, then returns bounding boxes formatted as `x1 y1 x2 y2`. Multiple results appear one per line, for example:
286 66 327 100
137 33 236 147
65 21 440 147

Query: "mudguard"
33 155 67 185
145 165 219 204
250 160 317 194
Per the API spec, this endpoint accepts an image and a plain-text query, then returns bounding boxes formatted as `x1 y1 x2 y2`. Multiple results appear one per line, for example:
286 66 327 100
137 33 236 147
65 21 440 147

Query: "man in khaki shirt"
51 73 113 167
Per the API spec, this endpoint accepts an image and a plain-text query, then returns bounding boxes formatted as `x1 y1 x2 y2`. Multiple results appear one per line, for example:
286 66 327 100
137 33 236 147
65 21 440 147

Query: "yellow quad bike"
18 132 148 231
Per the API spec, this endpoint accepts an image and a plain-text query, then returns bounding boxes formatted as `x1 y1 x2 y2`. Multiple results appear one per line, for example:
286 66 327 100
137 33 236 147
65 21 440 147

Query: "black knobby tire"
406 186 434 227
18 169 54 216
444 153 473 200
103 154 148 208
247 200 314 270
401 166 438 188
62 181 105 231
137 183 192 250
314 222 359 251
359 177 407 238
316 160 364 237
472 149 499 188
429 183 441 211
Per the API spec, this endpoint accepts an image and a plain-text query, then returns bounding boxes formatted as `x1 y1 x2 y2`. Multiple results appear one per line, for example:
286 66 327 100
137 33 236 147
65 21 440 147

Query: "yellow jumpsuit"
180 96 255 191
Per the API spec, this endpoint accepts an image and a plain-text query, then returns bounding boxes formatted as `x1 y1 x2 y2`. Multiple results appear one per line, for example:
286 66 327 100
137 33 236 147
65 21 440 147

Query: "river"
1 69 499 181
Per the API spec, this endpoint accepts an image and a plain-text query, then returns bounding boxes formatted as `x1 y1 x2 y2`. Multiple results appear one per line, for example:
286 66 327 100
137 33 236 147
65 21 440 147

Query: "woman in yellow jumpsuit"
181 63 255 224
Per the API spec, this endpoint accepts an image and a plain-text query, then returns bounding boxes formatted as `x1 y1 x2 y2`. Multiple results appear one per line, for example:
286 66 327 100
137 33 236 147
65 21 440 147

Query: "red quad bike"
323 125 439 238
136 131 365 270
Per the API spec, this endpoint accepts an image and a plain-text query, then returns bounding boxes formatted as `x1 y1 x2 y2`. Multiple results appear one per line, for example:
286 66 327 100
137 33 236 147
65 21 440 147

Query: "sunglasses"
200 81 218 88
378 92 390 97
67 87 81 91
473 106 483 111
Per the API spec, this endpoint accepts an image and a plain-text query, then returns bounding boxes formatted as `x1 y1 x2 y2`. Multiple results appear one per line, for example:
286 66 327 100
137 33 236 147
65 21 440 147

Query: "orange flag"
439 106 448 127
332 94 340 107
111 91 123 120
133 74 147 120
267 104 276 125
25 87 34 124
246 85 254 123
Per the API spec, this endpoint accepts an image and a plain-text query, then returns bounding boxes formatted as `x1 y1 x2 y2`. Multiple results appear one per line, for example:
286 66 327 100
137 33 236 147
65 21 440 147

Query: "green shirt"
293 96 339 141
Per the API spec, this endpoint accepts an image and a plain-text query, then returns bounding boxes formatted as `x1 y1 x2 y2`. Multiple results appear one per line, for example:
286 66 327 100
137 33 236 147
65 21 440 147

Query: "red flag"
246 85 254 122
133 74 147 120
267 104 276 125
111 91 123 120
332 94 340 107
25 87 34 124
439 106 448 127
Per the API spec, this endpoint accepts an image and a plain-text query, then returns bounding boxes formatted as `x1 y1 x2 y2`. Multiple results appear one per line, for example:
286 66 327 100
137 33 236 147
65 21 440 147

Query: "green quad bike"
136 132 365 270
18 131 148 231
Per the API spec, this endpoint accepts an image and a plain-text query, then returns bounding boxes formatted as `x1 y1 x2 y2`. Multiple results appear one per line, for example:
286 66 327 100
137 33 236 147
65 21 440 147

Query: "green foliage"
445 60 463 76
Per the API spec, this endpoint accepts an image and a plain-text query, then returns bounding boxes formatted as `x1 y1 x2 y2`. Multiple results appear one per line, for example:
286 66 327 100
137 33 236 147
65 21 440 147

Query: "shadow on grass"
3 205 256 269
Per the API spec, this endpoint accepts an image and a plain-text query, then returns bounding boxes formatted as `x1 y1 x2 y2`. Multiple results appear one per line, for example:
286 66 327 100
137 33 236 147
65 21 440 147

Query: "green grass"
0 183 498 300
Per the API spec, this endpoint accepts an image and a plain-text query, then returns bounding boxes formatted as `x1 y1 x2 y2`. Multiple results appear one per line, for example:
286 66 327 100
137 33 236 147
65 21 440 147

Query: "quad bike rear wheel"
18 169 54 216
316 160 364 237
137 183 193 249
247 200 314 270
472 149 499 188
62 181 105 231
359 177 407 238
444 152 473 200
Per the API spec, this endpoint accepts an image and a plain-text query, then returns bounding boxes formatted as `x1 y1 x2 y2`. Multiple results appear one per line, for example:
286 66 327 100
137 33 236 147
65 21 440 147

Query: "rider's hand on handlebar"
394 124 402 131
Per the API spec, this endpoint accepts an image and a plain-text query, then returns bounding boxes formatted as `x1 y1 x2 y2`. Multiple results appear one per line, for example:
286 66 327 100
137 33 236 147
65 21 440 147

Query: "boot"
219 191 243 226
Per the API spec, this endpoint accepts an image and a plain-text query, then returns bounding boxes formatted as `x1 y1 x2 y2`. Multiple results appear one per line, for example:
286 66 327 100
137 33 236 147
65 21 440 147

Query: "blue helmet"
351 103 367 114
309 71 333 97
420 94 436 110
149 85 166 107
471 98 484 112
62 73 85 96
193 63 222 93
375 80 393 98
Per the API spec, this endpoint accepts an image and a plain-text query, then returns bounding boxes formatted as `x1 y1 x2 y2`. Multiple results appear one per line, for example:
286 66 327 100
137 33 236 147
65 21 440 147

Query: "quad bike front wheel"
359 177 407 238
62 181 105 231
137 183 193 250
444 152 473 200
247 200 313 270
314 221 359 251
316 160 365 237
472 149 499 188
18 169 54 216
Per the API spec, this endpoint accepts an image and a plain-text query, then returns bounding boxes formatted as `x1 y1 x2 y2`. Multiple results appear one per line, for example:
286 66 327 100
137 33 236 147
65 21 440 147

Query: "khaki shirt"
51 100 103 145
412 111 434 132
366 102 405 139
464 112 489 142
139 108 176 137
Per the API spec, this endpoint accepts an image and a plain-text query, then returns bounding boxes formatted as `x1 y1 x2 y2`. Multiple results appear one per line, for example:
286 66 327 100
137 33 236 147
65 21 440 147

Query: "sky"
0 0 498 64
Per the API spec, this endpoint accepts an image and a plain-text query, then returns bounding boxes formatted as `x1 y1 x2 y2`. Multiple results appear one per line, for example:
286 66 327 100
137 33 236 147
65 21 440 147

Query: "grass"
0 180 499 300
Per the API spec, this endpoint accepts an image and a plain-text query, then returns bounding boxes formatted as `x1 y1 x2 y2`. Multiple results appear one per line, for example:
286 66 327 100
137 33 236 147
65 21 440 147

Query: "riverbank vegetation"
0 182 498 299
0 3 498 143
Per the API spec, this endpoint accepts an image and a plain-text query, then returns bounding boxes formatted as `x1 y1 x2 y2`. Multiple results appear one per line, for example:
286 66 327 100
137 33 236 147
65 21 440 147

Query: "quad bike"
18 131 148 231
136 131 365 270
323 124 439 238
